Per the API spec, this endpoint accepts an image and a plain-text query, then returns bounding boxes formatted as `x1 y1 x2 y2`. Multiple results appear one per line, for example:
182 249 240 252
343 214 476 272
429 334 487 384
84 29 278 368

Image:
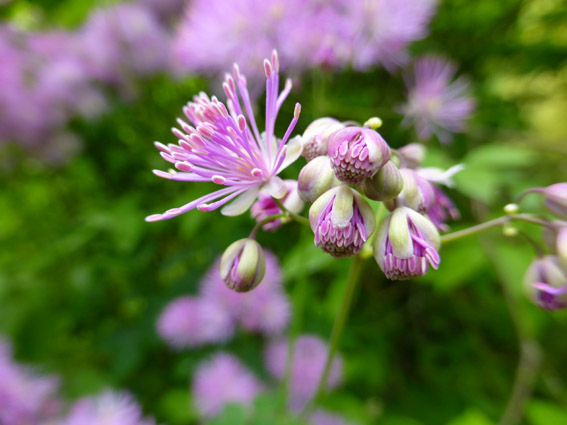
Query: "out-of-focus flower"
146 51 302 222
374 207 440 280
361 160 404 202
522 183 567 220
523 256 567 311
298 156 340 204
220 238 266 292
398 143 426 169
399 56 475 143
346 0 437 71
301 117 345 162
265 335 343 411
309 185 376 257
0 339 60 425
327 127 391 186
200 251 290 336
310 409 353 425
156 296 234 349
64 390 155 425
251 180 304 231
192 353 262 419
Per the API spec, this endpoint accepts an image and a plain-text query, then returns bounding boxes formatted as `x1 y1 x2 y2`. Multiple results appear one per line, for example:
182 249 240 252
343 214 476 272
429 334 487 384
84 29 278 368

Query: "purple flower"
251 180 305 231
156 296 234 349
192 353 262 418
310 409 353 425
200 251 291 336
301 117 345 162
264 335 343 411
524 256 567 311
374 207 441 280
64 390 155 425
523 183 567 220
310 185 376 257
146 50 302 222
346 0 437 71
399 56 476 143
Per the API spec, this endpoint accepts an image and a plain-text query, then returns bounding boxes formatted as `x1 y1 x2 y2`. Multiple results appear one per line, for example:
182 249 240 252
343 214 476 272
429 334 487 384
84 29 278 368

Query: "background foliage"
1 0 566 424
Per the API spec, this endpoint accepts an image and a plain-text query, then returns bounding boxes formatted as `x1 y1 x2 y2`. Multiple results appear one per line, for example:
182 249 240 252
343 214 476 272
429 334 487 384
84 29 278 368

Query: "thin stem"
272 197 310 226
300 255 365 418
249 213 288 238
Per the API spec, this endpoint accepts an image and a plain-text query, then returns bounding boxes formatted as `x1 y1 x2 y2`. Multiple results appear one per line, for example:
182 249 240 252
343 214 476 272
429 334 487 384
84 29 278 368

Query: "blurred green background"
1 0 566 424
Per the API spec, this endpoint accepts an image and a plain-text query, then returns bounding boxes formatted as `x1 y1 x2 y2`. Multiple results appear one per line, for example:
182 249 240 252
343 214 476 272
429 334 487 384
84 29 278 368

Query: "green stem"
440 214 554 245
249 213 288 238
300 255 365 418
272 197 310 226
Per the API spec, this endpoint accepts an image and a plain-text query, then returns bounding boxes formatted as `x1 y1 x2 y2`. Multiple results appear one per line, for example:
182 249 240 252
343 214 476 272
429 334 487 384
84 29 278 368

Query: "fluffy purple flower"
64 390 155 425
146 50 302 222
264 335 343 411
309 185 376 257
200 251 291 336
346 0 437 71
399 56 476 143
0 339 60 425
251 180 305 231
192 353 262 418
374 207 441 280
156 296 234 349
524 256 567 311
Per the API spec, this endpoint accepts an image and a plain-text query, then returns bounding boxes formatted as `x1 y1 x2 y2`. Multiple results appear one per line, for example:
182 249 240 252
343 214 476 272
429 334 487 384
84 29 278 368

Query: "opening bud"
301 118 345 162
373 207 440 280
309 185 376 258
523 255 567 311
361 161 404 201
220 239 266 292
398 143 426 169
298 156 340 203
327 127 391 186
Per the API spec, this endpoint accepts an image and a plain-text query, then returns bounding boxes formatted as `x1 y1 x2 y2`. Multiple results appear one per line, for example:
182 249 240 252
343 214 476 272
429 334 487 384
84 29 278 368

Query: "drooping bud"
309 185 376 258
523 255 567 311
251 180 304 231
373 207 440 280
523 183 567 219
426 185 461 232
361 161 404 202
387 169 435 213
298 156 340 203
220 239 266 292
327 127 391 186
301 118 345 162
398 143 426 169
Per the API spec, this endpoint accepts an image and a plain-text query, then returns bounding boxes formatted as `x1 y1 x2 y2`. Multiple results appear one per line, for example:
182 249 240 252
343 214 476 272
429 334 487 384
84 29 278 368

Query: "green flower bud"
361 161 404 201
298 156 340 203
220 239 265 292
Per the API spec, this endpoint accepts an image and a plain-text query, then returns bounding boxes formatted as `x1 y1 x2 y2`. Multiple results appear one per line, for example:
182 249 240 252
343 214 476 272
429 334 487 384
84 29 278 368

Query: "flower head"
192 353 262 419
309 185 376 258
374 207 441 280
146 50 302 222
399 56 475 143
264 335 343 411
524 256 567 311
301 117 345 162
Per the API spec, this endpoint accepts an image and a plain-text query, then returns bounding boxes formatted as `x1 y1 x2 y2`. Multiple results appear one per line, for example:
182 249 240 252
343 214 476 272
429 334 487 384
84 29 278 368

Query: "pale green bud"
361 161 404 201
220 239 265 292
298 156 339 203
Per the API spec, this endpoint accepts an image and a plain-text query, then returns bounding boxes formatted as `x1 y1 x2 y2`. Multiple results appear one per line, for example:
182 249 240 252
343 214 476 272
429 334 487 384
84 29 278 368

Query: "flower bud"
301 118 345 162
426 185 461 232
387 169 435 213
220 239 266 292
542 224 567 270
327 127 391 186
398 143 426 169
523 255 567 311
526 183 567 219
373 207 440 280
361 161 404 201
309 185 376 258
251 180 304 230
298 156 340 203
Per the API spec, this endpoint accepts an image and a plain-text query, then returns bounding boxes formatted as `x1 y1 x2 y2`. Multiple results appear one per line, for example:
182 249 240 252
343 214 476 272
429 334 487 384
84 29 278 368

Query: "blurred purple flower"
264 335 343 411
64 390 155 425
201 251 291 336
156 296 234 349
399 56 476 143
0 338 60 425
192 353 262 418
524 256 567 311
146 50 302 222
310 409 354 425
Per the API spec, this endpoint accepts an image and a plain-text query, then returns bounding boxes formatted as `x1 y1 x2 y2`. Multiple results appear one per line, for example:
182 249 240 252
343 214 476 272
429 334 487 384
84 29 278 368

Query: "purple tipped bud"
309 185 376 258
361 161 404 202
387 169 435 213
327 127 391 186
251 180 304 231
298 156 340 203
220 239 265 292
373 207 441 280
398 143 426 169
526 183 567 219
301 118 345 162
523 255 567 311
